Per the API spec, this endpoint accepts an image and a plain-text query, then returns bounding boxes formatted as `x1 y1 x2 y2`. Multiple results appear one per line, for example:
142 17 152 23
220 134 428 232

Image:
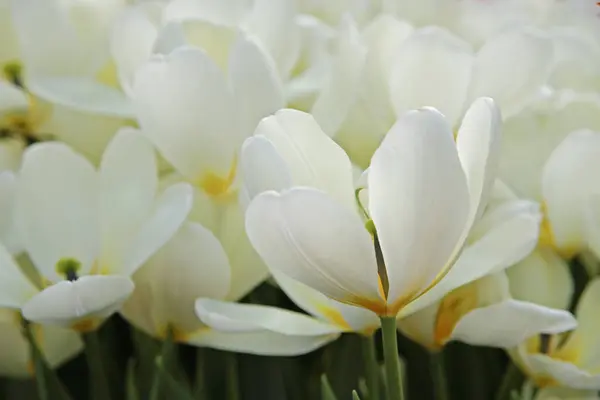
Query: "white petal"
228 35 284 136
468 28 554 118
273 271 380 333
390 27 473 127
110 7 158 97
252 109 356 211
26 77 135 118
196 298 342 335
239 136 292 208
396 301 439 351
456 97 502 223
99 128 157 273
0 243 39 309
543 130 600 254
571 279 600 369
450 300 577 348
368 108 470 314
121 222 230 336
311 15 367 137
16 143 99 281
40 324 84 370
188 328 337 356
0 81 29 112
132 47 237 182
507 249 574 310
0 138 25 173
404 199 541 315
162 0 251 26
246 188 384 313
0 171 20 254
120 183 193 275
22 275 134 328
526 355 600 390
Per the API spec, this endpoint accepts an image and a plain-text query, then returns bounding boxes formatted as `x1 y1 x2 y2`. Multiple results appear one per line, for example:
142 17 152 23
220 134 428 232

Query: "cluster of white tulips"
1 0 600 399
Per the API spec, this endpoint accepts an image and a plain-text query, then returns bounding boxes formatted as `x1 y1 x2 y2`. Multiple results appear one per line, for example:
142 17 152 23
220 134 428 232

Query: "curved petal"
229 35 284 136
25 77 135 118
0 171 20 254
450 300 577 348
542 130 600 255
132 47 237 182
273 271 380 333
121 222 231 337
404 199 541 315
188 328 338 356
570 279 600 369
311 15 367 137
16 143 99 281
507 249 574 310
252 109 356 211
22 275 134 329
456 97 502 223
239 136 292 208
390 27 474 127
369 107 470 314
245 188 384 313
120 182 193 275
99 128 157 272
468 28 554 118
526 354 600 390
41 324 84 370
0 243 39 309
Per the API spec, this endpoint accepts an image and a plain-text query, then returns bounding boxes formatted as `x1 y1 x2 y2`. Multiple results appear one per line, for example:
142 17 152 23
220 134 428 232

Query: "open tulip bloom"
0 128 193 332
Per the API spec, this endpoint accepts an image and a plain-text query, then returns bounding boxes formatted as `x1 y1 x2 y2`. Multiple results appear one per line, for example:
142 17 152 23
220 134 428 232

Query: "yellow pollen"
198 156 238 197
434 284 479 346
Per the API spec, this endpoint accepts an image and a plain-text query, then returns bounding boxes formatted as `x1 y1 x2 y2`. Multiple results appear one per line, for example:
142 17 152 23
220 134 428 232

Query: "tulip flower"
0 129 192 331
510 278 600 390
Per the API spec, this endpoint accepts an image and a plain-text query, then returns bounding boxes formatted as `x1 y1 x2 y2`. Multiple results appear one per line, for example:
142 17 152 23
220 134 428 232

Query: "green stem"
193 349 207 400
430 351 449 400
361 335 381 400
379 317 404 400
495 362 524 400
22 320 48 400
83 331 112 400
225 352 240 400
149 330 175 400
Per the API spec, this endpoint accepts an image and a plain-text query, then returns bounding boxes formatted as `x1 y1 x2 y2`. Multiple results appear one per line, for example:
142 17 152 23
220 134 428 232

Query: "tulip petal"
456 97 502 223
16 143 99 281
99 128 157 272
543 130 600 255
450 300 577 348
369 108 469 313
22 275 134 328
132 47 238 182
526 355 600 390
162 0 251 26
0 172 20 254
121 222 230 336
228 35 284 136
252 109 356 210
239 136 292 208
120 183 193 275
246 188 384 313
0 243 39 309
390 27 474 126
569 279 600 369
468 28 554 118
403 199 541 316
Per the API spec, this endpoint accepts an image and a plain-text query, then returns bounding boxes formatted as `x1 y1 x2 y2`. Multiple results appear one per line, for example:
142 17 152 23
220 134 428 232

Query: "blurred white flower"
244 98 501 317
511 279 600 390
0 129 192 331
535 386 600 400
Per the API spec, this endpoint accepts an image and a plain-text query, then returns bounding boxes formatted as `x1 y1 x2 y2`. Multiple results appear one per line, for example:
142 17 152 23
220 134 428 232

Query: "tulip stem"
361 335 381 400
379 317 404 400
430 351 449 400
495 362 524 400
225 352 240 400
83 331 112 400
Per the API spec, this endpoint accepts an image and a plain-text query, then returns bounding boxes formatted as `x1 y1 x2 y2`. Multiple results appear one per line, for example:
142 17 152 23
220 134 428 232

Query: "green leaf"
320 374 338 400
156 357 195 400
126 359 139 400
352 390 362 400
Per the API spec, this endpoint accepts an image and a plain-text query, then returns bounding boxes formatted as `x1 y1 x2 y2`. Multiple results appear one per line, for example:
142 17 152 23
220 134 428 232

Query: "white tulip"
0 129 193 331
511 279 600 390
535 386 600 400
243 98 502 318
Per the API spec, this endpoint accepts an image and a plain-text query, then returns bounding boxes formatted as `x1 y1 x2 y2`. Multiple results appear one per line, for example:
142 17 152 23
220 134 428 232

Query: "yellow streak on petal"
539 202 579 259
315 304 351 331
197 156 238 198
95 61 120 89
71 318 101 333
433 284 479 346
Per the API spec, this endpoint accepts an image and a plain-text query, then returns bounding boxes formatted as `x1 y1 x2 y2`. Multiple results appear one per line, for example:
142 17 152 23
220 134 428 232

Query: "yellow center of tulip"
523 333 581 387
198 156 238 198
433 284 478 347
